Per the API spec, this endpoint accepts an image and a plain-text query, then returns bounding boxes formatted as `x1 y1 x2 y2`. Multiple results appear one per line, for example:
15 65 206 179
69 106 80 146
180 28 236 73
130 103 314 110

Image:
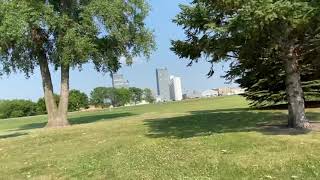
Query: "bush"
36 94 60 115
69 90 89 112
36 90 88 113
113 88 131 107
0 100 38 119
143 88 155 103
90 87 114 108
90 87 153 107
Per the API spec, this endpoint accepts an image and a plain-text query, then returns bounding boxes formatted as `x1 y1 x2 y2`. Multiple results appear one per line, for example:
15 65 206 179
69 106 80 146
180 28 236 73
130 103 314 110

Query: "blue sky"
0 0 235 101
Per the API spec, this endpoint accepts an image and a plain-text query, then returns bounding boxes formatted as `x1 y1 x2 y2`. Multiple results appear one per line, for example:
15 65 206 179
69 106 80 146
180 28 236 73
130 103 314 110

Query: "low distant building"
183 94 188 100
232 88 245 95
202 89 218 98
214 87 233 96
185 90 202 99
125 100 150 107
156 96 163 103
213 87 245 96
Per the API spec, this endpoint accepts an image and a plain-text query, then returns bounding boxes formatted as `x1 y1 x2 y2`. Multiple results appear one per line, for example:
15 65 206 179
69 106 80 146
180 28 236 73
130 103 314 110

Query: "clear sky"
0 0 235 101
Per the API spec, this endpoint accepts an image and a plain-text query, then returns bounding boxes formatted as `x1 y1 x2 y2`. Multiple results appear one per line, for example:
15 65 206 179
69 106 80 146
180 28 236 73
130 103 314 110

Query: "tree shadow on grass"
0 132 28 139
13 112 135 131
69 112 135 125
144 108 319 139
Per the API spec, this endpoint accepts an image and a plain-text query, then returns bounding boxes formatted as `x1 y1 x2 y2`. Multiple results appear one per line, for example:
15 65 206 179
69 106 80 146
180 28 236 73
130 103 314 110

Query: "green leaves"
172 0 320 106
69 90 89 112
0 0 155 75
172 0 319 65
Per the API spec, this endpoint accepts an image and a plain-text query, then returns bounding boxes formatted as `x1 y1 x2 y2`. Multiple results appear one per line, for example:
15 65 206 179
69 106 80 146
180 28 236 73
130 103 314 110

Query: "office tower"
170 76 183 101
112 74 129 89
156 68 171 101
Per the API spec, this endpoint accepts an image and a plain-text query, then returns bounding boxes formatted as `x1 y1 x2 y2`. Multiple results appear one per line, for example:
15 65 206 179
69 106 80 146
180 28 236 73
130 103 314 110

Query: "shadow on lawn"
144 108 320 139
0 132 28 139
14 112 135 131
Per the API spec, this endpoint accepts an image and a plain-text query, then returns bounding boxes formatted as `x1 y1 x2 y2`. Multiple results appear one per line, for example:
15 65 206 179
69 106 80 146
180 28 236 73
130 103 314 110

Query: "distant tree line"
0 87 155 119
0 90 89 119
90 87 155 108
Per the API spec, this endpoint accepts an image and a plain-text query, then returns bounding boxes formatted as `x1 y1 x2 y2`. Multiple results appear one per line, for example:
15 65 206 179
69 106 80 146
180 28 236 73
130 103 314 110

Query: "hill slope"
0 96 320 179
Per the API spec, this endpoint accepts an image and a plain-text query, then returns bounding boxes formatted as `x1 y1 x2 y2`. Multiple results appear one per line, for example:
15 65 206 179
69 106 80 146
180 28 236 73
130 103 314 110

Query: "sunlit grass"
0 96 320 179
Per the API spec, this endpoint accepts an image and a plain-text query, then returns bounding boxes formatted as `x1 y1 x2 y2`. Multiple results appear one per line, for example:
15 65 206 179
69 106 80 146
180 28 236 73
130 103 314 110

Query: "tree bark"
284 46 310 129
57 64 70 127
38 52 59 127
45 64 71 128
38 52 70 128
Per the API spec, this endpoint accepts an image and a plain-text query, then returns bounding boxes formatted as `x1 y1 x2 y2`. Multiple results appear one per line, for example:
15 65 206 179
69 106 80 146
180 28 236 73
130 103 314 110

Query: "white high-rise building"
169 76 183 101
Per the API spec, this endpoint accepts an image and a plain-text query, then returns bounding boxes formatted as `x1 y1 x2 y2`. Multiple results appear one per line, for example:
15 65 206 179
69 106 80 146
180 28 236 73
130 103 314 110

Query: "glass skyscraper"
112 74 129 89
156 68 171 101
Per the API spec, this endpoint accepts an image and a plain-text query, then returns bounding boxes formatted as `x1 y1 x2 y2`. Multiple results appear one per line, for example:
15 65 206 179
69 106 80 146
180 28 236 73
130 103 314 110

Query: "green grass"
1 96 320 179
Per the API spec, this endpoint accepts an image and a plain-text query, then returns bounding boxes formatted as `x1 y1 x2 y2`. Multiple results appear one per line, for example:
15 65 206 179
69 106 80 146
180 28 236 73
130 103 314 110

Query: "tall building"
169 76 183 101
156 68 171 101
112 74 129 89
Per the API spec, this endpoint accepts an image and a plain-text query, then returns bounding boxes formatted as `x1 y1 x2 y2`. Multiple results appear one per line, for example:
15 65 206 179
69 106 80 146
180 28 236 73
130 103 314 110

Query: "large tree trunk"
45 64 70 128
38 52 59 127
57 64 71 127
284 46 310 129
38 52 70 128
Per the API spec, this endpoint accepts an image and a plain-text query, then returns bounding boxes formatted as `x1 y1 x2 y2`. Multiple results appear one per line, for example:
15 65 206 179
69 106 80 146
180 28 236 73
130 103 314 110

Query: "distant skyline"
0 0 236 101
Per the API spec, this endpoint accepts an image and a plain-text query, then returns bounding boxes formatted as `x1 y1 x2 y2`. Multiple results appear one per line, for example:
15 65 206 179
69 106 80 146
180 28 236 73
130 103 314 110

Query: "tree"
0 100 38 119
171 0 320 128
224 54 320 107
0 0 155 128
36 94 60 115
143 88 155 103
113 88 131 107
68 90 89 112
90 87 114 108
129 87 143 104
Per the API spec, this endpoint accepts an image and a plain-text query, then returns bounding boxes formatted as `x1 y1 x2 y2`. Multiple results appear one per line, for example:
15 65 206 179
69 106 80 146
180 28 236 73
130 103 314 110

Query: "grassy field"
1 96 320 179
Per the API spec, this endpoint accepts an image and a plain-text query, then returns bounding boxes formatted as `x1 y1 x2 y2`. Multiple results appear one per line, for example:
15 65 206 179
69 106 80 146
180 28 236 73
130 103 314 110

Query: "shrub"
0 100 37 119
90 87 114 108
36 94 60 115
69 90 89 112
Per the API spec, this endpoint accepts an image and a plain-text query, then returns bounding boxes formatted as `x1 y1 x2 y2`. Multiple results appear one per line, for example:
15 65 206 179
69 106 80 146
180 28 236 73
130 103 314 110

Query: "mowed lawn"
1 96 320 179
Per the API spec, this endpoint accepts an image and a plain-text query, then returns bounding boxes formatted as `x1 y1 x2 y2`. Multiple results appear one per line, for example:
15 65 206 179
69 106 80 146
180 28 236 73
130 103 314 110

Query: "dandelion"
264 175 273 179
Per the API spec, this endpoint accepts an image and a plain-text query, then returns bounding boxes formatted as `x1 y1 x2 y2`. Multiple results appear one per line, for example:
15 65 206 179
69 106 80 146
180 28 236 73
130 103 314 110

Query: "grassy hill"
1 96 320 179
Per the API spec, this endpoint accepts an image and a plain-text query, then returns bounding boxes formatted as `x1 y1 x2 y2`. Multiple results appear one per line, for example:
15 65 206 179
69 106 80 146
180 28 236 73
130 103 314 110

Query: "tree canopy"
0 0 155 127
0 0 154 74
224 53 320 107
129 87 143 104
143 88 155 103
172 0 320 128
68 90 89 112
90 87 114 108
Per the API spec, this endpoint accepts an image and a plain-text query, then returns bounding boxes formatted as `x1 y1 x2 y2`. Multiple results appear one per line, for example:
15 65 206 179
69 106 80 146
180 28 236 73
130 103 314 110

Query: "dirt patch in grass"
310 122 320 131
258 122 320 135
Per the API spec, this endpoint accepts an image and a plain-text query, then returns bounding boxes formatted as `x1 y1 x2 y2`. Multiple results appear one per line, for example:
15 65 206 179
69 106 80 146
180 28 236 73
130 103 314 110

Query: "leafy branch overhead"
0 0 155 75
171 0 320 71
172 0 320 128
0 0 155 128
